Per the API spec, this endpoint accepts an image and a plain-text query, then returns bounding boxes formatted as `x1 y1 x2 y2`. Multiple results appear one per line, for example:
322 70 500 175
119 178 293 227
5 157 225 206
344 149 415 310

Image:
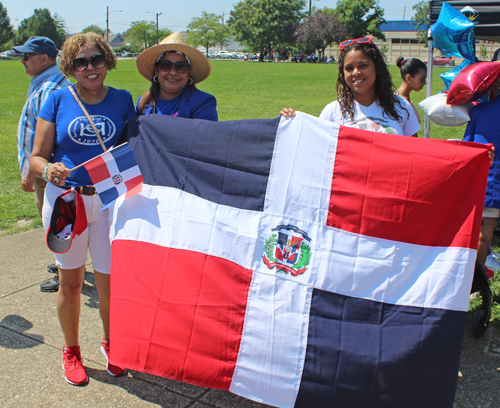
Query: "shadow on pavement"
0 315 44 348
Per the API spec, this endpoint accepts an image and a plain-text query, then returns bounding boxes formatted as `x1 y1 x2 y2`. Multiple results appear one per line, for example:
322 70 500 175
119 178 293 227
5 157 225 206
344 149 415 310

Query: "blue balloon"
440 58 478 90
430 3 476 61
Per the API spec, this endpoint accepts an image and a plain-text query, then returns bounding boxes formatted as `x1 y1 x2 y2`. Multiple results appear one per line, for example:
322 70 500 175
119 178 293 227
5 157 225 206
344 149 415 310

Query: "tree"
16 8 66 48
187 12 231 54
295 10 349 59
128 21 171 51
128 21 156 50
0 3 14 50
157 28 172 43
83 25 105 35
412 0 430 46
53 13 67 40
335 0 386 40
228 0 305 57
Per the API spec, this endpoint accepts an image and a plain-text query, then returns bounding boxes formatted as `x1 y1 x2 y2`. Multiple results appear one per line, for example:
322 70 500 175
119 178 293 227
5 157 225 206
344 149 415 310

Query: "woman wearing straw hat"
136 32 217 120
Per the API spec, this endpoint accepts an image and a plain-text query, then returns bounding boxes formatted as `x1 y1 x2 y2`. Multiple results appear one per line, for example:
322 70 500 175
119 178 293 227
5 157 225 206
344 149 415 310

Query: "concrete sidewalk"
1 228 499 408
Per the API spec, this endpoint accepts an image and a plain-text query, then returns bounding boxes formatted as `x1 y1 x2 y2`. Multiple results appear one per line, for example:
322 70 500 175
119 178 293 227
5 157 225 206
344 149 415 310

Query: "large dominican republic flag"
109 113 489 408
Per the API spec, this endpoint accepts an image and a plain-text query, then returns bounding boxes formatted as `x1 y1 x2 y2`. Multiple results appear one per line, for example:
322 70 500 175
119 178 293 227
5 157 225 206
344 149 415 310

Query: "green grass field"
1 58 498 328
0 59 466 234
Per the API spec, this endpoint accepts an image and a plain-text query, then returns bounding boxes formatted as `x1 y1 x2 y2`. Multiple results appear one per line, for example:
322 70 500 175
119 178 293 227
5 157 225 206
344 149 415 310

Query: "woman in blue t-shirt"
30 32 136 386
135 32 218 120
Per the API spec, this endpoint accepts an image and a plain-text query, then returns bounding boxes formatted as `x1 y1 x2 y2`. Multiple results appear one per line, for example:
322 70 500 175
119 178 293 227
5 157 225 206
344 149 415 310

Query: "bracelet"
42 163 51 181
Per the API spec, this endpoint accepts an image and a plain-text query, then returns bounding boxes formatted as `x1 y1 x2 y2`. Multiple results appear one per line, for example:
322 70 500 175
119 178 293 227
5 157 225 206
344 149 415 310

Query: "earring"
187 77 193 85
153 75 159 82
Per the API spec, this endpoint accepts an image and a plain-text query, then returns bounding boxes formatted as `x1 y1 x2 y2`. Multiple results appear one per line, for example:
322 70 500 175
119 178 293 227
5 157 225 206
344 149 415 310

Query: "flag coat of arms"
109 113 489 408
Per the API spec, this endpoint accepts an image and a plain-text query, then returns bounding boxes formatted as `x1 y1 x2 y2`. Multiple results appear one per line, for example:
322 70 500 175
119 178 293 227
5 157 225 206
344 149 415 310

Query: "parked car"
236 52 246 59
0 50 15 57
424 56 454 67
217 51 233 59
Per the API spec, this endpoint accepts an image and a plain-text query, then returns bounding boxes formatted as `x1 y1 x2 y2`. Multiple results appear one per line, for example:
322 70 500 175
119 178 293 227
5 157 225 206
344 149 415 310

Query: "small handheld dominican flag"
83 143 143 210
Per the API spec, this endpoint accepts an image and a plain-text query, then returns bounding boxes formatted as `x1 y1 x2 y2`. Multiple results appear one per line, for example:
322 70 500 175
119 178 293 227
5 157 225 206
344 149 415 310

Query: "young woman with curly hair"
281 38 420 137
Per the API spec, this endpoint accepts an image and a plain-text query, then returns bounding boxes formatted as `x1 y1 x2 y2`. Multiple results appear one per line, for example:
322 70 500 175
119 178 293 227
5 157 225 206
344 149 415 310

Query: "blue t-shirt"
138 95 181 116
137 87 218 121
463 94 500 209
39 86 137 187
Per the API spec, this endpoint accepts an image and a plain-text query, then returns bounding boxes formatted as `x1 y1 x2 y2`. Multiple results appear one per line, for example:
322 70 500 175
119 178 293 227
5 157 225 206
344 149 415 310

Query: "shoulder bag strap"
69 85 108 152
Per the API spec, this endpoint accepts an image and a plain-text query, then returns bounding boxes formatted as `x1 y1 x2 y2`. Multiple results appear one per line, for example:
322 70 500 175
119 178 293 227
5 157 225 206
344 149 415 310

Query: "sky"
4 0 418 34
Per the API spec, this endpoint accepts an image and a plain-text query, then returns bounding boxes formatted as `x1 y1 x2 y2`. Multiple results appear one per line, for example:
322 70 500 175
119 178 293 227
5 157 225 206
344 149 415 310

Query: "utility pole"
106 7 122 44
106 6 109 43
148 12 163 45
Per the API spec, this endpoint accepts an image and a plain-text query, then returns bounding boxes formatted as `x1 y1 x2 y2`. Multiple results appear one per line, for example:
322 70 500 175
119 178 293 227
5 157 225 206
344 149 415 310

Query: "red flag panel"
110 240 253 389
84 156 110 184
328 128 490 248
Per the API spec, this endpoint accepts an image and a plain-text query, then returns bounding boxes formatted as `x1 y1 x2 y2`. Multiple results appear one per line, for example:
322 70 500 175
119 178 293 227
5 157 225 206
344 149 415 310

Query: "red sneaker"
101 339 127 376
484 266 495 281
62 346 88 386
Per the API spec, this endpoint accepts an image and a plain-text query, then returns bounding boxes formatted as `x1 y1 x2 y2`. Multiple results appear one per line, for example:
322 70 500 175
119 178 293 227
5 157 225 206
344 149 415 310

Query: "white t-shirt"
319 96 421 136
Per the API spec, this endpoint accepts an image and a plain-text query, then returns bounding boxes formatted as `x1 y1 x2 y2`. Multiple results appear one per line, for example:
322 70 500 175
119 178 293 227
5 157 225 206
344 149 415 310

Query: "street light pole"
148 11 163 45
106 6 109 43
106 7 122 44
309 0 319 16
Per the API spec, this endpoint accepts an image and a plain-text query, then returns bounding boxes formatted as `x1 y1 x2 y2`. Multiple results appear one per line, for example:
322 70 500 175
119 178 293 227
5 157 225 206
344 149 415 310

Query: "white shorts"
42 183 111 273
483 207 500 218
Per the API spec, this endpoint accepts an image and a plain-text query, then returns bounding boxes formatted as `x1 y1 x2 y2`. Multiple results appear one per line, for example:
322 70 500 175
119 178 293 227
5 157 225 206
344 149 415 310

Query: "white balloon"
418 93 473 127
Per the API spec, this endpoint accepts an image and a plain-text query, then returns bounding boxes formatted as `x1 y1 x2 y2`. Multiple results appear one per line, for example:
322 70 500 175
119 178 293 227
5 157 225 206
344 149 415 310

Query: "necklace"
75 84 107 105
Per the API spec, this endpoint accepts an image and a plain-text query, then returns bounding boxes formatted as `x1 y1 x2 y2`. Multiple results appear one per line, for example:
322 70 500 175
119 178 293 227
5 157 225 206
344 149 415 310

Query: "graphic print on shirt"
351 116 398 134
68 116 116 145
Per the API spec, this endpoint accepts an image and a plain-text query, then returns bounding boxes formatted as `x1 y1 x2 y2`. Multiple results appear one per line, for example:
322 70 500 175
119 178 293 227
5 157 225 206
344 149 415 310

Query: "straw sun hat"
136 32 211 84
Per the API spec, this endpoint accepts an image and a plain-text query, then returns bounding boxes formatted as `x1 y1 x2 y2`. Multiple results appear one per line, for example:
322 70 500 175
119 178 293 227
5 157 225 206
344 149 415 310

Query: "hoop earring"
153 75 159 83
187 77 193 85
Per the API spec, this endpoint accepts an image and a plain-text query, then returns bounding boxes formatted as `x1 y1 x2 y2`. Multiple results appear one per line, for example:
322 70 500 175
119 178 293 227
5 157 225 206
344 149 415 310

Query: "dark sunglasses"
156 59 190 74
339 37 374 52
72 54 106 72
21 53 41 61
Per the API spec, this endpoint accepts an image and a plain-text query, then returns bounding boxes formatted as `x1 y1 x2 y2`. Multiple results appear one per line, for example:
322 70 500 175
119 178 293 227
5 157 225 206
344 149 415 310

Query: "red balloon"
447 61 500 105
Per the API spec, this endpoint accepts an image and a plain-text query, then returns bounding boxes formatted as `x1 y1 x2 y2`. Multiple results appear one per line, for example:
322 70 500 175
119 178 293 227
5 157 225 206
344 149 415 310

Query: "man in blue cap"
13 36 71 292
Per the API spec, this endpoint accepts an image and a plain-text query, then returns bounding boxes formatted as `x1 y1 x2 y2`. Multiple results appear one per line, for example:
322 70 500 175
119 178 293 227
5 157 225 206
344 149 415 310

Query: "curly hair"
336 42 407 123
60 32 117 78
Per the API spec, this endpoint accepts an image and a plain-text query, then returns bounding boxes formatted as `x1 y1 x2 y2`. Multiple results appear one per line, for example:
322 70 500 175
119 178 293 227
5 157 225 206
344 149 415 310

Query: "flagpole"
68 143 122 172
68 155 99 172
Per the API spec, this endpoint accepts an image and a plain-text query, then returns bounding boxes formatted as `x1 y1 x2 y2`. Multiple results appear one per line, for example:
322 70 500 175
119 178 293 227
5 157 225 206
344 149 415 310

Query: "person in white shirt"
281 37 420 137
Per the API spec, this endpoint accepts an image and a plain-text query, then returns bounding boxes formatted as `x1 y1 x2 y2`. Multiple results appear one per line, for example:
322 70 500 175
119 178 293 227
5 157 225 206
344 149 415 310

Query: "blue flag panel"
123 115 279 212
295 288 466 408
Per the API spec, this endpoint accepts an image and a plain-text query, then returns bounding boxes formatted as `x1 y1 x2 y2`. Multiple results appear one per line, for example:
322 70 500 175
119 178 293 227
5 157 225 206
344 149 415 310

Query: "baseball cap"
13 36 59 59
46 190 88 254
